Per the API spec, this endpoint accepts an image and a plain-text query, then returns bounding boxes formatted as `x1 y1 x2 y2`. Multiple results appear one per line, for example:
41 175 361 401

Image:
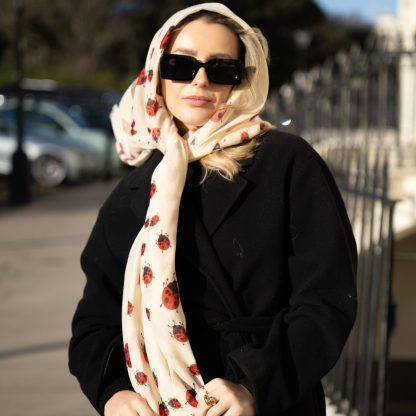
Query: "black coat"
68 129 357 415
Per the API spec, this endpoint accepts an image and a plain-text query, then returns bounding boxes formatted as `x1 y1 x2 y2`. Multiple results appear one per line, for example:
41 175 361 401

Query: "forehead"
168 18 239 59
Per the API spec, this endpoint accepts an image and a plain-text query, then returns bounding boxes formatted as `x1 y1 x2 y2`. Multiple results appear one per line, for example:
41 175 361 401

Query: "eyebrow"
170 47 234 59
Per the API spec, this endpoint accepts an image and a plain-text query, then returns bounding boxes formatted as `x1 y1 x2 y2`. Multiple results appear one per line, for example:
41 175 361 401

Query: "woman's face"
160 18 240 134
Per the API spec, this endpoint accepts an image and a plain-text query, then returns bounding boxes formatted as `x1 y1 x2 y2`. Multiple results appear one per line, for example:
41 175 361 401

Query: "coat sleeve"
226 147 358 414
68 207 134 414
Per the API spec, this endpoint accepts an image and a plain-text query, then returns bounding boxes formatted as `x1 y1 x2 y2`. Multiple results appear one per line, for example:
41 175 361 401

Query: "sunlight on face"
160 18 239 134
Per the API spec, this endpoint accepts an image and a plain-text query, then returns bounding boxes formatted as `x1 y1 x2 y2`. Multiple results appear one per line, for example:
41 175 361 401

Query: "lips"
183 95 212 107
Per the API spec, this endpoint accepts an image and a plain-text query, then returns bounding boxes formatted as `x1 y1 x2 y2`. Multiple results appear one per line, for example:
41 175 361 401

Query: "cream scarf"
110 3 271 414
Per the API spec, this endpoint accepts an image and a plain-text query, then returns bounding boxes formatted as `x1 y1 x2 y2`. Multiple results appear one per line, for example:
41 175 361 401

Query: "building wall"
390 227 416 359
399 0 416 146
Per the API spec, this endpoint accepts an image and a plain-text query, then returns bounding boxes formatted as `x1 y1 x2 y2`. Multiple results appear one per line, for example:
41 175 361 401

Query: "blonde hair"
172 11 270 181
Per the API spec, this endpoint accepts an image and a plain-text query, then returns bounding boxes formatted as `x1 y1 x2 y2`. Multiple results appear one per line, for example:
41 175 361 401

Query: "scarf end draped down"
111 3 272 414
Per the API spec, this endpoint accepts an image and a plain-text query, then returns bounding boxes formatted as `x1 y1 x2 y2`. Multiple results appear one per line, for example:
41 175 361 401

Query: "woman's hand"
104 390 158 416
195 378 255 416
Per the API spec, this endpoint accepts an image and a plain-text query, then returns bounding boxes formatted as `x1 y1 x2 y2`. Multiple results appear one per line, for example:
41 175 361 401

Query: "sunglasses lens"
207 60 242 85
160 54 243 85
160 55 196 81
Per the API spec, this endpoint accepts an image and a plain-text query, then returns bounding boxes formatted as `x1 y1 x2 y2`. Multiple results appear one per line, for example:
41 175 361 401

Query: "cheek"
161 80 182 108
217 85 233 104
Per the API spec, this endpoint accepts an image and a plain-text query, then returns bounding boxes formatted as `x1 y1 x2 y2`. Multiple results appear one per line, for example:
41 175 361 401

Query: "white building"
398 0 416 147
376 0 416 147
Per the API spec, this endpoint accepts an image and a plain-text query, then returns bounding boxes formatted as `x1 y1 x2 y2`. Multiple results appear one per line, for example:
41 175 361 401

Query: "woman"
69 3 357 416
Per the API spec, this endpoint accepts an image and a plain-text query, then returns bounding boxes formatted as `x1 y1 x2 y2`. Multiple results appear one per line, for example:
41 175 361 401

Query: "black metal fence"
320 142 396 416
264 36 413 415
265 35 407 157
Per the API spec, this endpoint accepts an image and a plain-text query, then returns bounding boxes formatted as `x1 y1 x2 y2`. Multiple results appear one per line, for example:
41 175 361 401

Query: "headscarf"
110 3 271 414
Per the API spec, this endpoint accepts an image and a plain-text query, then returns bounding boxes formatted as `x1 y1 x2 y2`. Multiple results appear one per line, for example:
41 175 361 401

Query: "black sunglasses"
160 53 244 85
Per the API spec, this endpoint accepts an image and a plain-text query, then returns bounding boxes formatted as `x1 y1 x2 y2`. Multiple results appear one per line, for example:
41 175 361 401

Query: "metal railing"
263 35 416 415
265 35 416 162
321 142 396 416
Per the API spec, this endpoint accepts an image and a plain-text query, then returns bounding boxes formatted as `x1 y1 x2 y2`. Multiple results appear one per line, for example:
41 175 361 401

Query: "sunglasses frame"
160 53 244 85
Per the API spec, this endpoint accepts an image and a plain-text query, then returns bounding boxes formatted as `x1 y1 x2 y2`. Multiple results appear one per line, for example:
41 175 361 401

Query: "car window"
53 102 89 127
0 108 66 136
0 109 16 125
25 111 66 134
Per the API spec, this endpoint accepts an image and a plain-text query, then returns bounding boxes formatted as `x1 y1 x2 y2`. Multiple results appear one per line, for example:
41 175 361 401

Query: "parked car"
0 78 121 136
0 95 121 178
0 121 101 187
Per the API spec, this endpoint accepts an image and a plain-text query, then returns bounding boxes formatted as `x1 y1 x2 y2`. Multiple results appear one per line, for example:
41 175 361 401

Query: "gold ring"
204 392 219 407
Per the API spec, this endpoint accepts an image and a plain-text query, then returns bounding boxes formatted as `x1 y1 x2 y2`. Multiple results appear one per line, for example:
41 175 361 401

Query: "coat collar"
127 149 252 236
197 169 250 235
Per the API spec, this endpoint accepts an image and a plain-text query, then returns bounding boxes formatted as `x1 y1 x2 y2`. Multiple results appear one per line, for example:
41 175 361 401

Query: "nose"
192 67 209 87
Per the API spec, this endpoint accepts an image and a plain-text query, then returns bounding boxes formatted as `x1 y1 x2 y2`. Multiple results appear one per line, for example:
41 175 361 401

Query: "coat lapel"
177 170 252 319
198 170 251 236
177 191 243 319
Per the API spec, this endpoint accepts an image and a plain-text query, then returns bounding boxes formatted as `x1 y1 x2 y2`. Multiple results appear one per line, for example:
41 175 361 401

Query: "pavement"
0 178 121 416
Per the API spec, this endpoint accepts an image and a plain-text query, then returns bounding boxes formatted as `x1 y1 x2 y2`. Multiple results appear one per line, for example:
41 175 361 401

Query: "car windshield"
0 108 65 136
49 102 90 128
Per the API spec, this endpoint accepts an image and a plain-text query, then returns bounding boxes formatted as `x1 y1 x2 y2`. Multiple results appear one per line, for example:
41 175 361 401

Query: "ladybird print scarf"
110 3 271 414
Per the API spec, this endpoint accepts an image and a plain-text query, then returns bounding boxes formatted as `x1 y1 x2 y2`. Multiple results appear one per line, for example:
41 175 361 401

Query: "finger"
195 401 210 416
132 398 158 416
195 389 220 416
197 382 224 403
206 400 229 416
203 378 226 391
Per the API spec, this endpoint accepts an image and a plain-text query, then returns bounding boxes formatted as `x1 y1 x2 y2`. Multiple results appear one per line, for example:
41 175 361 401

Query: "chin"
182 115 213 129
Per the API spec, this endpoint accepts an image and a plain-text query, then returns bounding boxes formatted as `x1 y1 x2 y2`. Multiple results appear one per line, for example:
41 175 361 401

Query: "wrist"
99 377 134 414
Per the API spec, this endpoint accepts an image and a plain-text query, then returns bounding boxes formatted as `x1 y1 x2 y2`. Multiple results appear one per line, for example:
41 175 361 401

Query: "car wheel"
31 155 67 187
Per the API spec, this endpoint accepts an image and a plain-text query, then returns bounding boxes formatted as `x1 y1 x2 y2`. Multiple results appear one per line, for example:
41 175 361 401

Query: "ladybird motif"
161 280 180 310
213 143 221 151
158 402 169 416
135 371 148 385
146 98 159 116
124 343 132 368
210 107 227 122
169 321 188 343
150 214 160 227
185 388 198 408
127 301 134 315
160 27 174 49
241 131 250 142
190 137 196 146
168 398 181 409
145 307 151 320
152 127 160 142
144 218 150 228
131 120 137 135
260 122 266 130
157 233 171 251
147 69 154 82
188 363 200 376
142 266 154 285
150 182 156 198
137 68 147 85
141 243 146 256
152 370 159 387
